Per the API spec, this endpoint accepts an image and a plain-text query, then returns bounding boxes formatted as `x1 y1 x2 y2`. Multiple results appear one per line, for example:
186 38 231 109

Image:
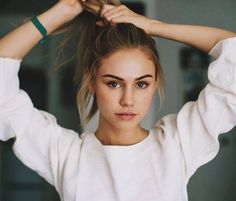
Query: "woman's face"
92 48 158 130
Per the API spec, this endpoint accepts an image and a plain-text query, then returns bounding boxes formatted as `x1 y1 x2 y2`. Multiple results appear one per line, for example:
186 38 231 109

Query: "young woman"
0 0 235 200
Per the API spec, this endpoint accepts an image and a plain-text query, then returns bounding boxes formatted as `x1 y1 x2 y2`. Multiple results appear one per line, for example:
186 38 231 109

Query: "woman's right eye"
107 81 121 88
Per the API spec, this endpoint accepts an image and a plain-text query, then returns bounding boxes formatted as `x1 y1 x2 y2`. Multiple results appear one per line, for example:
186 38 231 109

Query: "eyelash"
106 81 149 89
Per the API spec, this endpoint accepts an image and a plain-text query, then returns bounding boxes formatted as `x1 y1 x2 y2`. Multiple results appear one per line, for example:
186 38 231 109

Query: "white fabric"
0 37 236 201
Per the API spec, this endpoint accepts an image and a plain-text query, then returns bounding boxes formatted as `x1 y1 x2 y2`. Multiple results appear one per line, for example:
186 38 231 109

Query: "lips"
116 112 136 115
115 112 137 120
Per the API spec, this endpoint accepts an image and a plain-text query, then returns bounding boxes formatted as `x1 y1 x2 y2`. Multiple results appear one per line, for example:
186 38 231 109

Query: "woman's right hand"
0 0 87 59
58 0 87 21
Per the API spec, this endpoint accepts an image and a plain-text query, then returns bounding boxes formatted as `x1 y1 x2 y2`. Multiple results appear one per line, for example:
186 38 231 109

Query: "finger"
100 4 115 17
100 4 128 18
109 15 133 25
104 10 128 22
103 5 128 18
105 13 124 22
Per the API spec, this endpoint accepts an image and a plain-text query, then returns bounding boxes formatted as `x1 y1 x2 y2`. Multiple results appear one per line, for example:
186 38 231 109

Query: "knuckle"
103 12 108 17
110 18 116 23
103 4 109 9
100 7 106 15
106 16 112 21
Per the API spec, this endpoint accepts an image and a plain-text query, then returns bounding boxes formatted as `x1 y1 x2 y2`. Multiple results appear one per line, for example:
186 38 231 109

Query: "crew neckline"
89 129 153 150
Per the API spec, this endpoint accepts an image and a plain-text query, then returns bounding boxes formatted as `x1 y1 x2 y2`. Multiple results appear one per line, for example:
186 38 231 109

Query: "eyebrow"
101 74 154 81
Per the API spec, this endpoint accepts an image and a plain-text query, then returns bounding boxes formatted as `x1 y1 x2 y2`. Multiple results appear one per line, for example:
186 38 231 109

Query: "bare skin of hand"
97 4 162 35
59 0 87 21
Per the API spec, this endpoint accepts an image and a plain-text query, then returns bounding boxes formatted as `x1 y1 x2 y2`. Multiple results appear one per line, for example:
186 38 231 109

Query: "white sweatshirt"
0 37 236 201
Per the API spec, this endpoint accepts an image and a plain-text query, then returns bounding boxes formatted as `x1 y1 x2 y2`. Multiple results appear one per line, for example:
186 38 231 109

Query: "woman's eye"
136 82 148 89
107 81 121 88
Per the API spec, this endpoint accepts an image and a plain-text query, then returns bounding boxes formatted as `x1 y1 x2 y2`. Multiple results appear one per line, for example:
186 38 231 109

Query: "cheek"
95 86 118 112
136 89 155 110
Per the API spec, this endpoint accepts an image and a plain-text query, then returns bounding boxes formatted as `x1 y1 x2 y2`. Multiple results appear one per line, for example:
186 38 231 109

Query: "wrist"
56 1 83 21
147 19 164 36
37 2 82 35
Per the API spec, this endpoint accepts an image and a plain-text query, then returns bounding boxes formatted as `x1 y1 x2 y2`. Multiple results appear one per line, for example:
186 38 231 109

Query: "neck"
95 115 148 146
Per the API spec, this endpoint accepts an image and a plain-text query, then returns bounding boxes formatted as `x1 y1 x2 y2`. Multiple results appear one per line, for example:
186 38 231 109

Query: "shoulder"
151 113 179 143
153 114 177 134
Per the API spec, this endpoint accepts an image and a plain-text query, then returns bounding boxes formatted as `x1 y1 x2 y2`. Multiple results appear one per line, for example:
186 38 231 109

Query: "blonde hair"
58 0 164 128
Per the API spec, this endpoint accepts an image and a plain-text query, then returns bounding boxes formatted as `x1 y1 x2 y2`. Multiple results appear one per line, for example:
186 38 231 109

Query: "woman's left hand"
97 4 155 35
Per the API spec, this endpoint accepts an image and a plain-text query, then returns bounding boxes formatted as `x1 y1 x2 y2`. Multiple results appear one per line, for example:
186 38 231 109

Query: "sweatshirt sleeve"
0 58 82 199
155 36 236 181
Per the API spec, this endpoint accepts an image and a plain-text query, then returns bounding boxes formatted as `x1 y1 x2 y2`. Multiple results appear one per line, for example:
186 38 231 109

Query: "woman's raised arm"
147 22 236 53
0 1 84 60
99 4 236 53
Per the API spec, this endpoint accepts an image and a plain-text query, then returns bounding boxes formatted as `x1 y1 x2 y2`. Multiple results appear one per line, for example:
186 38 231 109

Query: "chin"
110 118 141 130
113 123 137 131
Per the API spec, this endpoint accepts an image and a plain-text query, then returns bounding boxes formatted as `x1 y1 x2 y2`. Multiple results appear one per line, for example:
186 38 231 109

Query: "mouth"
115 112 137 120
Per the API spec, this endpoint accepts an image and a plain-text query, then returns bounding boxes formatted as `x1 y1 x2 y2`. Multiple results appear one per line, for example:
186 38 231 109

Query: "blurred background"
0 0 236 200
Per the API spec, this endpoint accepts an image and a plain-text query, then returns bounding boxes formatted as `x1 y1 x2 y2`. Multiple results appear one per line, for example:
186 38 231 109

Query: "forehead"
97 48 155 78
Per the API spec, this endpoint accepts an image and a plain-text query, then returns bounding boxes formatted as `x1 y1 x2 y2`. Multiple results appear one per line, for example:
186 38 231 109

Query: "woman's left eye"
136 82 149 89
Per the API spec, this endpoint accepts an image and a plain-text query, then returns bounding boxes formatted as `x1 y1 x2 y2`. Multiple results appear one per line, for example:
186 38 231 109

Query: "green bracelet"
31 16 48 45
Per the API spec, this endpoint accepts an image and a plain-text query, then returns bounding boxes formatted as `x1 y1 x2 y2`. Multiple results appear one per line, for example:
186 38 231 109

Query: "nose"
119 87 134 107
